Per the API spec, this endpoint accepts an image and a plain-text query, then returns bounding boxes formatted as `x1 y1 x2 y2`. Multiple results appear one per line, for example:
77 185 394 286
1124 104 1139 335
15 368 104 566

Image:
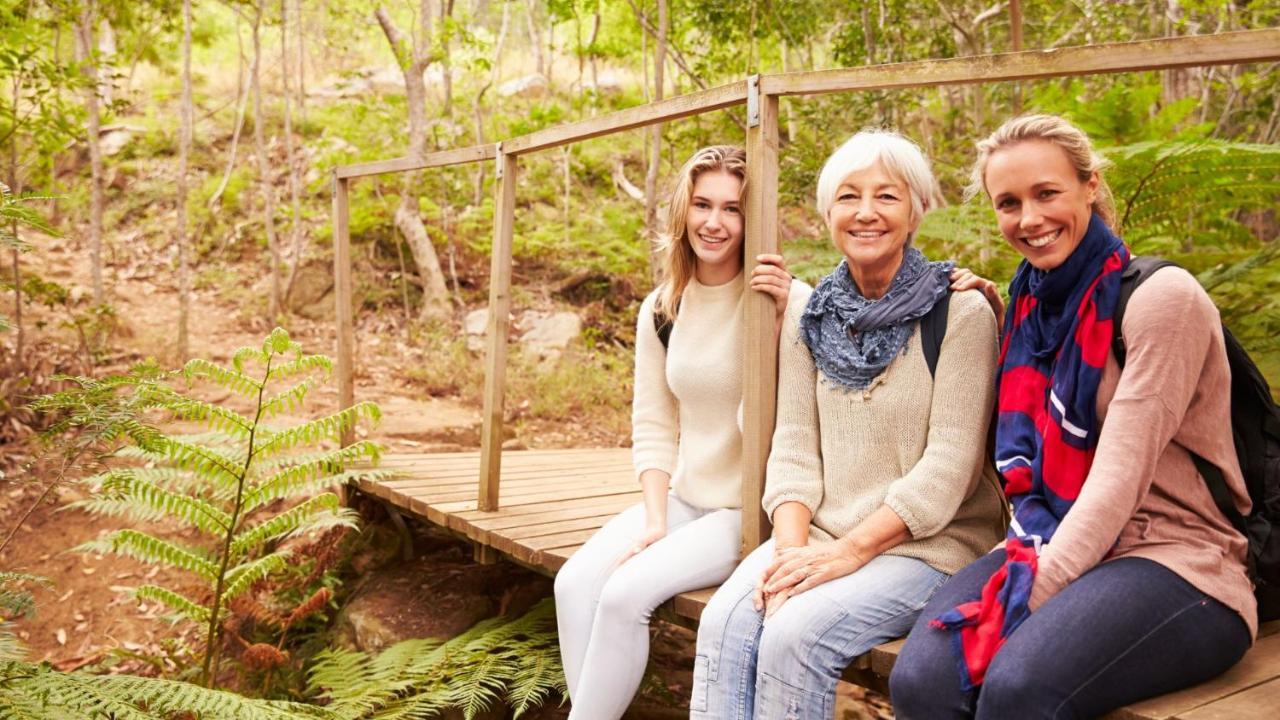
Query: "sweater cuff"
763 491 818 520
883 494 924 540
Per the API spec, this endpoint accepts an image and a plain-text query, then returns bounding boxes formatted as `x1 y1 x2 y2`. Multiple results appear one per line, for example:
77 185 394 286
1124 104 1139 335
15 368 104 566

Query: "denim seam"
1051 595 1208 719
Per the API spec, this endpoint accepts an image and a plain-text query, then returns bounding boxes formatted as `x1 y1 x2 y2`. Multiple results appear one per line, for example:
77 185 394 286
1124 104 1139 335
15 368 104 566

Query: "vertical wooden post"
479 144 517 512
333 174 354 448
741 76 780 556
1010 0 1024 113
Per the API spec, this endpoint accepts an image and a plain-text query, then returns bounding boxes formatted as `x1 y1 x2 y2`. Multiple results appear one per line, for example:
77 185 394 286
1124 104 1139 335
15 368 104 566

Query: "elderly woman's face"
827 160 917 276
984 140 1098 271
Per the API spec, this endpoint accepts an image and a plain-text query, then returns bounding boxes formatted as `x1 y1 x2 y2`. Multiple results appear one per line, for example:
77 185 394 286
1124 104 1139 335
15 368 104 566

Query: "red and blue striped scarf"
931 214 1130 689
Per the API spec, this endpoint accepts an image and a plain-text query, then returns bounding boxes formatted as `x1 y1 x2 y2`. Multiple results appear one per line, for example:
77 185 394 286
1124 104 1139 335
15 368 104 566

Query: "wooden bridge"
337 27 1280 720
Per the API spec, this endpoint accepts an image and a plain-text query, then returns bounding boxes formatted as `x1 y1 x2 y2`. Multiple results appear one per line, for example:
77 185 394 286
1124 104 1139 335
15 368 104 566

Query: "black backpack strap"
920 290 951 378
653 297 680 350
1113 256 1178 367
1113 257 1249 538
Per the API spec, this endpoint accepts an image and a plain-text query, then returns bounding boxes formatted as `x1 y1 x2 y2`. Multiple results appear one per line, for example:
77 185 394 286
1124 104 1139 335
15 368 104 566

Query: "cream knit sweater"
631 274 810 510
763 284 1005 575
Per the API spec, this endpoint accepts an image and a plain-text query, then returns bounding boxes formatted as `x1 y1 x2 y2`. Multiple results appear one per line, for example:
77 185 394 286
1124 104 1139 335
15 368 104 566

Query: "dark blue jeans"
889 552 1250 720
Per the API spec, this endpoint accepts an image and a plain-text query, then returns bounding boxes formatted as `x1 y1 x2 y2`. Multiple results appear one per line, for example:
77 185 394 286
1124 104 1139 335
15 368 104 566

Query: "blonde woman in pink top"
891 114 1255 719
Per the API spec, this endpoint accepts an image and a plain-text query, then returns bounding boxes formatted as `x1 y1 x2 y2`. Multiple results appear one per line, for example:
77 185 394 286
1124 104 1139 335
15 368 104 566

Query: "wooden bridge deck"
354 448 1280 719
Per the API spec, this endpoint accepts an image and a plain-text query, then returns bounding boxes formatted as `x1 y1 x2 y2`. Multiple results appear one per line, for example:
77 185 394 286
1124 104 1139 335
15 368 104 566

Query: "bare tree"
251 1 281 321
470 0 510 206
525 0 544 77
176 0 193 360
281 0 305 306
76 2 106 305
294 0 306 125
440 0 455 117
375 2 451 320
642 0 668 280
209 12 249 211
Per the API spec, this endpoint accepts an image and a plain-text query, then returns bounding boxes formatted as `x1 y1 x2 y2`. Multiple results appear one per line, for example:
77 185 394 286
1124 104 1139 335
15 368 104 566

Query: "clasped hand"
752 539 870 620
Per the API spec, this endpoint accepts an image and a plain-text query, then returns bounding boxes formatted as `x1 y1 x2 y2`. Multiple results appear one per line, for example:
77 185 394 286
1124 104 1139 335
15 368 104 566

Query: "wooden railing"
331 27 1280 555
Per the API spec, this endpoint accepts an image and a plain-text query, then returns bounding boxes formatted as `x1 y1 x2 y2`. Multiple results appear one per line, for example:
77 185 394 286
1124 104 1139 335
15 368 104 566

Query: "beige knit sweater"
763 284 1006 575
631 274 810 510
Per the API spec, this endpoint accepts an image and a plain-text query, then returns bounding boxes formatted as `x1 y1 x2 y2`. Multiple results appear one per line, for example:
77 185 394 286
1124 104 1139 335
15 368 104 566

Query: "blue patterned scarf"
799 248 954 389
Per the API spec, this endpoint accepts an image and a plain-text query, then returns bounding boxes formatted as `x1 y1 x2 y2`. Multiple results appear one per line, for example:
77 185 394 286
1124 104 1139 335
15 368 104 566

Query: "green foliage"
40 328 382 688
0 659 339 720
307 599 565 720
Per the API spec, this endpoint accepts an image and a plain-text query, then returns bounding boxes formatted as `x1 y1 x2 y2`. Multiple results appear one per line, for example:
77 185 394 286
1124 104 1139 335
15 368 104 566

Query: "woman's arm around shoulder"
882 288 1000 540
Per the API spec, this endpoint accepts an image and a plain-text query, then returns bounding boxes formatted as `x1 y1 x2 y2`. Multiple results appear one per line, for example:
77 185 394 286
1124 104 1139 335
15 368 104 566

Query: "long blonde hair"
655 145 748 320
966 114 1117 228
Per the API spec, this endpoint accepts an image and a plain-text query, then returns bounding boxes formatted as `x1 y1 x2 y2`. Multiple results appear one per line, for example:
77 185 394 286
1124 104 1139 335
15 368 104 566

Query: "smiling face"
984 139 1099 271
826 160 917 291
686 169 745 285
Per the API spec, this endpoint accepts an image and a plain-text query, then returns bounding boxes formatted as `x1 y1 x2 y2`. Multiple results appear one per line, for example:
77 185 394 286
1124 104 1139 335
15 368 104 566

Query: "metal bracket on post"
494 142 504 179
747 74 761 128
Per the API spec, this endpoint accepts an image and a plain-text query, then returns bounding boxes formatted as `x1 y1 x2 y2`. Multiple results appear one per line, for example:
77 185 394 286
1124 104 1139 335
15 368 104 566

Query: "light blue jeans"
691 539 950 720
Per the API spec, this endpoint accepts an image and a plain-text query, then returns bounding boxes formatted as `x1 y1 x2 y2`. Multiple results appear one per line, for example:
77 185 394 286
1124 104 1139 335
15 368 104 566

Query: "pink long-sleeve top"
1029 265 1258 640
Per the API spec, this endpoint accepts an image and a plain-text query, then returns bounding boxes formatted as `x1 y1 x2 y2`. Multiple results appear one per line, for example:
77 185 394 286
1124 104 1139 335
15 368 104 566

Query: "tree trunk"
210 14 249 210
441 0 455 117
176 0 193 360
643 0 668 281
294 0 306 125
77 3 106 306
376 2 451 320
281 0 305 306
470 1 509 206
525 0 544 77
9 69 23 362
251 2 281 322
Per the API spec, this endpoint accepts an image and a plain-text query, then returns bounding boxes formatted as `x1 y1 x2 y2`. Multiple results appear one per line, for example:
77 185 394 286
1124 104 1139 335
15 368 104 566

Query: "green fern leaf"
77 530 219 581
71 471 232 534
230 494 354 558
167 397 254 436
260 378 319 420
181 358 263 396
256 403 382 457
133 585 211 624
222 553 291 603
155 437 244 485
266 354 333 382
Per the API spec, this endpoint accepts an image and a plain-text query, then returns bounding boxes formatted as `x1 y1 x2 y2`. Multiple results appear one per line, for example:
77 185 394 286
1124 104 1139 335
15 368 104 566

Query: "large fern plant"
62 328 383 687
0 573 335 719
307 598 565 720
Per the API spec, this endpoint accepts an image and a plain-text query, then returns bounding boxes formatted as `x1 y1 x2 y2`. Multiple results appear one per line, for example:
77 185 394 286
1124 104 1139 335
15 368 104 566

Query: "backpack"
1114 256 1280 622
655 291 954 378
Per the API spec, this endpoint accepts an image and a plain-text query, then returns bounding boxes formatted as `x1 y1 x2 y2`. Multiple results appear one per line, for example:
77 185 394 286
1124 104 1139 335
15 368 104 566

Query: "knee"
888 647 943 717
977 661 1044 716
755 612 813 677
594 576 649 625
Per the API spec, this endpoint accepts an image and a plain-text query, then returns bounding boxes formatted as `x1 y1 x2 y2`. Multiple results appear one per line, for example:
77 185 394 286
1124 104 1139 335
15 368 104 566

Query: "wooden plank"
465 496 639 533
1176 678 1280 720
434 482 640 515
378 457 631 485
334 144 496 179
399 473 634 506
498 513 622 541
1103 632 1280 720
502 81 747 155
740 82 779 556
761 29 1280 98
478 148 518 511
450 492 644 523
378 470 632 497
671 587 716 620
332 174 354 448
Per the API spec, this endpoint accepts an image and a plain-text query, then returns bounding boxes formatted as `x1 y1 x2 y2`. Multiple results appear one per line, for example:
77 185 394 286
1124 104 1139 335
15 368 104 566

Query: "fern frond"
256 402 382 457
260 378 318 420
244 442 384 512
231 494 353 558
233 344 269 373
133 585 211 624
181 358 263 396
70 471 232 534
0 623 28 663
0 573 49 619
77 530 218 581
166 397 254 436
266 354 332 382
222 553 291 603
155 437 244 485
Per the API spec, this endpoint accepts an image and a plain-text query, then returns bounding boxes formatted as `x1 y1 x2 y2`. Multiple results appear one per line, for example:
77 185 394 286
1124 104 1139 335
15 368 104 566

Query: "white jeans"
554 493 742 720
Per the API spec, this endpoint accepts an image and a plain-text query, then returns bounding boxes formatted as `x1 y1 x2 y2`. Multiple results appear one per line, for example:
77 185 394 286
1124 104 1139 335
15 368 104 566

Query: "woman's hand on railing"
751 253 792 332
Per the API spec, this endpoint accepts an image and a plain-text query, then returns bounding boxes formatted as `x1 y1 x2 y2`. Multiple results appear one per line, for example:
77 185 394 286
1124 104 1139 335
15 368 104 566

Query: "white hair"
815 130 945 233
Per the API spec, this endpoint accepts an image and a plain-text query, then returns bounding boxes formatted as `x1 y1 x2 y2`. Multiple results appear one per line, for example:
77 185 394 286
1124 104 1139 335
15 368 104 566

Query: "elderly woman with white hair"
689 130 1006 719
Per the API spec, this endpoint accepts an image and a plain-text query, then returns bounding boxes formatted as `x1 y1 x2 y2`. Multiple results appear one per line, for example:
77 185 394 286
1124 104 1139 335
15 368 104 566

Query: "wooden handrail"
759 28 1280 97
331 27 1280 547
